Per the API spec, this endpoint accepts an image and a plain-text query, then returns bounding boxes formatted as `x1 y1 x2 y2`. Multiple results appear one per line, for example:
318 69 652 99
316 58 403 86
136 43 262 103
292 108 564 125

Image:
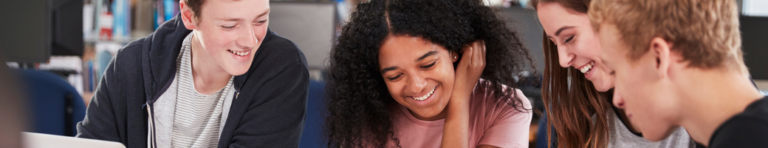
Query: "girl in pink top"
325 0 533 147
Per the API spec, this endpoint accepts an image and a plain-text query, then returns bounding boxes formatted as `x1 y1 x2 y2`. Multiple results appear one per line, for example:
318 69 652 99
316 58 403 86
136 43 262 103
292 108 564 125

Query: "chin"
592 73 613 92
591 79 612 92
226 67 250 76
641 124 677 142
594 84 612 92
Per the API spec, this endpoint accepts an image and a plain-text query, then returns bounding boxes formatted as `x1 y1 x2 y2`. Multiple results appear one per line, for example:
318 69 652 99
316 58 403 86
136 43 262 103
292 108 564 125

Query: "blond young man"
588 0 767 147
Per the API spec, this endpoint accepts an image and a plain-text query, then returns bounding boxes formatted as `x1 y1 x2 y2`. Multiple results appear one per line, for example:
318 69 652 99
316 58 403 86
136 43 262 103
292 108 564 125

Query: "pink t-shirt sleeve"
476 89 532 148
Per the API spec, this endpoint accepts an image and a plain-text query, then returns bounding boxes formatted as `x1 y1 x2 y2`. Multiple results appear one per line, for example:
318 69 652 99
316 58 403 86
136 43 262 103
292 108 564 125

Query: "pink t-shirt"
389 82 532 148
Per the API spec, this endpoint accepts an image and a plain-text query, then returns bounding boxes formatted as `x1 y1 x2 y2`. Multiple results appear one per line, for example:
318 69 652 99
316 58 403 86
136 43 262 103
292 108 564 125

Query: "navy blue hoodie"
76 14 309 148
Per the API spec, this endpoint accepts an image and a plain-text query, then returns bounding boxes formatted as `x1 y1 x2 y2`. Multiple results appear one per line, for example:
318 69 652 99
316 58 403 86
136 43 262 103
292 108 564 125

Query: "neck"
407 106 448 121
677 68 763 146
190 33 232 95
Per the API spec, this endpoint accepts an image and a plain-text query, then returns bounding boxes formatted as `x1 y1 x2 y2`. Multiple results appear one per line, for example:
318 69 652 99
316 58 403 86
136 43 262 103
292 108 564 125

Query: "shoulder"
246 31 309 77
99 38 148 79
709 100 768 147
111 38 146 64
742 97 768 118
238 30 309 85
723 97 768 131
471 80 532 147
470 80 531 121
471 80 531 112
256 30 308 67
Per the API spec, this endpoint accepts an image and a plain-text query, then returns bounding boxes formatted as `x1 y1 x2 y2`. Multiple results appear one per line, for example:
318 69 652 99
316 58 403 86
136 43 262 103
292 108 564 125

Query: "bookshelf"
84 0 178 44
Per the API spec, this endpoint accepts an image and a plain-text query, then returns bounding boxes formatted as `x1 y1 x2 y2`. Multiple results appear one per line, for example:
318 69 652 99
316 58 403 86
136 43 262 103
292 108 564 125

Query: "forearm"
442 40 485 148
441 94 471 148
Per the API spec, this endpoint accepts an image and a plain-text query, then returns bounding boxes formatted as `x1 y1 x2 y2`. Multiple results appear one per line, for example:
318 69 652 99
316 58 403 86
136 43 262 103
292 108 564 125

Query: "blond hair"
589 0 745 72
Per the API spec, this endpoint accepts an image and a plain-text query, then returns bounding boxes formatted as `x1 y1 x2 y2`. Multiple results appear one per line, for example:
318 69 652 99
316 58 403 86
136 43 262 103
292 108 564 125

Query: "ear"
649 37 671 78
179 1 197 30
450 51 459 63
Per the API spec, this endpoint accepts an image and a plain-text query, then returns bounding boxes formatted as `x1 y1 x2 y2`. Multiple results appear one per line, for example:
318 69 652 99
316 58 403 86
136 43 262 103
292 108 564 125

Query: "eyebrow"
217 9 271 22
381 66 398 74
417 50 438 61
220 18 242 22
546 26 575 39
256 9 271 18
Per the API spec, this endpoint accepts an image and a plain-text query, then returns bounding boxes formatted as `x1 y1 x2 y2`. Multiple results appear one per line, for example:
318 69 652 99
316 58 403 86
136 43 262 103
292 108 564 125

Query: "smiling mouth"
227 49 250 56
412 86 436 101
578 61 595 74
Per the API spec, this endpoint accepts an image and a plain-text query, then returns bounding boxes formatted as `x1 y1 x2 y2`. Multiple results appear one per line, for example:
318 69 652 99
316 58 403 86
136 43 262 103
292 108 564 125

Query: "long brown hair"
531 0 613 148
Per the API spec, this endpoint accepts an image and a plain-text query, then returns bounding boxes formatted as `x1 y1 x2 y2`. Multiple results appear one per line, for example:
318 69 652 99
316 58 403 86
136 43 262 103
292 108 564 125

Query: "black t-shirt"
709 96 768 148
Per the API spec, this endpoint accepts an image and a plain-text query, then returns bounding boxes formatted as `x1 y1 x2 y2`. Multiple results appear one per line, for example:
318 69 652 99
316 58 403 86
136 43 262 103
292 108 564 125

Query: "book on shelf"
86 0 179 43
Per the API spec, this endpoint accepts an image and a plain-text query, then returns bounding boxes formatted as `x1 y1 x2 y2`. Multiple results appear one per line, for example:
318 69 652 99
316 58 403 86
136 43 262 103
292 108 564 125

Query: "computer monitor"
269 1 337 70
740 16 768 79
0 0 83 63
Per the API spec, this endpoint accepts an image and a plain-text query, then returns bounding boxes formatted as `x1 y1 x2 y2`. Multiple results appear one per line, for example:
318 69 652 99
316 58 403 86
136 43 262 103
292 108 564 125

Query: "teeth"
413 87 436 101
580 61 595 74
228 50 250 56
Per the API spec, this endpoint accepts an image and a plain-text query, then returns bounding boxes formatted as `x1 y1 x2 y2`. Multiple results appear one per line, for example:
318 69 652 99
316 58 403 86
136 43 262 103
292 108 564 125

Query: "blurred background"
0 0 765 147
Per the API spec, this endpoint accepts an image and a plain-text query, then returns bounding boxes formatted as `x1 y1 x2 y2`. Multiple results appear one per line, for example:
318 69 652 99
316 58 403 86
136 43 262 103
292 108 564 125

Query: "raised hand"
442 40 486 148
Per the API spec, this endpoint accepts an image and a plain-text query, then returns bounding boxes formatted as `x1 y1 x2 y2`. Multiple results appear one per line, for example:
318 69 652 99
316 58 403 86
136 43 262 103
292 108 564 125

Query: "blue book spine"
154 0 163 29
163 0 175 21
112 0 128 39
88 61 94 92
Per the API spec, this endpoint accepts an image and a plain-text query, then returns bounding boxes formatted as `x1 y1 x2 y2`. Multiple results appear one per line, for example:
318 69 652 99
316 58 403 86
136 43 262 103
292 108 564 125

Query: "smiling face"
379 35 457 121
537 2 614 91
598 23 681 141
181 0 270 76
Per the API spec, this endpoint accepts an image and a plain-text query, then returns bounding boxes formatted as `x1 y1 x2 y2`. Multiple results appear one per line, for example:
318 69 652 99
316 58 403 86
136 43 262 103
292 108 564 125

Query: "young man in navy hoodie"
76 0 309 147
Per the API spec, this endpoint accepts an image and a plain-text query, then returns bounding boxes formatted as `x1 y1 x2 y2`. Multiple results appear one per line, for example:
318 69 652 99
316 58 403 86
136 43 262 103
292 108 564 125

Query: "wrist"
450 89 472 101
447 95 471 111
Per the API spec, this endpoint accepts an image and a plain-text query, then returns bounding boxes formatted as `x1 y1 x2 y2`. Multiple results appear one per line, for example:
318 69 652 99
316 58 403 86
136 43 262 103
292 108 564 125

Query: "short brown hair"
589 0 744 70
185 0 205 19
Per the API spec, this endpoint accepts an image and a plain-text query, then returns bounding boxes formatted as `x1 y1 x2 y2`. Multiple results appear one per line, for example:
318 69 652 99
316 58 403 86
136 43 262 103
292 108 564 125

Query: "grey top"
151 33 235 148
605 108 695 148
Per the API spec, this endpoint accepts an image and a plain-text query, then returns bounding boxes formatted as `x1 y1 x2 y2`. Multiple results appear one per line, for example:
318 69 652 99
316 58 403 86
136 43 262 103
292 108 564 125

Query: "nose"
407 73 427 96
612 89 626 109
237 25 258 50
557 45 574 68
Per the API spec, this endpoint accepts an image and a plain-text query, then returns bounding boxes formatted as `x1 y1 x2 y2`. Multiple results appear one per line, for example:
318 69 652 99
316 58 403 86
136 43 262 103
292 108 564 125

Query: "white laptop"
23 132 125 148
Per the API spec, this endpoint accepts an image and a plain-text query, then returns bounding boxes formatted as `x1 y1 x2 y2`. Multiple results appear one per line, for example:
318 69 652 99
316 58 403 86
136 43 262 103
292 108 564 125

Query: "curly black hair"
325 0 534 147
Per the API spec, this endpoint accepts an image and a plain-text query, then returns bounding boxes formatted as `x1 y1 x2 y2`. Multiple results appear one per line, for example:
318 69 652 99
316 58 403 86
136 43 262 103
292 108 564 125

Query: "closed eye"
222 25 236 29
387 74 403 81
420 60 437 69
563 36 574 44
